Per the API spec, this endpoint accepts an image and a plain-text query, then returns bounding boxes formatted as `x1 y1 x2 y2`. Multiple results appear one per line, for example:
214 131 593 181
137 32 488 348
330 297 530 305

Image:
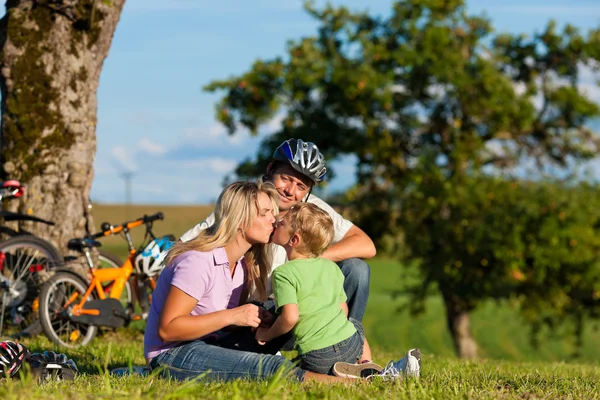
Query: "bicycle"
38 212 174 347
0 180 63 335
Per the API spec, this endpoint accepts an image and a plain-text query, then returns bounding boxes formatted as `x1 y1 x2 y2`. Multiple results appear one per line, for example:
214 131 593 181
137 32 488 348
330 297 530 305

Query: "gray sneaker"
332 361 383 378
378 348 421 380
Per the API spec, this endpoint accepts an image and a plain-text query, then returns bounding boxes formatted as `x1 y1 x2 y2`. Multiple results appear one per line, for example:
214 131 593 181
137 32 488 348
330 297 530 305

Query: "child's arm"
255 303 299 344
340 302 349 318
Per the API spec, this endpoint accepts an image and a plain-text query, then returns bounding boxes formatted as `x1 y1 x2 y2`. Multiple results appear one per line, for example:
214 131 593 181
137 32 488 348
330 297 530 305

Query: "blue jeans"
150 338 305 382
299 318 365 375
337 258 370 322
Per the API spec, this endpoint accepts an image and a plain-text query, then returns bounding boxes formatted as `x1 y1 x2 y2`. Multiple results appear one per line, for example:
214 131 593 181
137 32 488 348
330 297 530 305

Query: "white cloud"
111 146 137 173
181 158 238 174
138 138 167 155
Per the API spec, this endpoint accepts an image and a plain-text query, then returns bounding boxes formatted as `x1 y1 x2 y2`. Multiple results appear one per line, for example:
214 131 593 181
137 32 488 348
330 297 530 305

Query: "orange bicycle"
38 212 174 347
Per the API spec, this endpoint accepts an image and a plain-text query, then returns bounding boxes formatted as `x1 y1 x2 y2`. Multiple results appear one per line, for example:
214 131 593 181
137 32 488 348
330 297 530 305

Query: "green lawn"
366 258 600 364
2 258 599 398
4 204 595 398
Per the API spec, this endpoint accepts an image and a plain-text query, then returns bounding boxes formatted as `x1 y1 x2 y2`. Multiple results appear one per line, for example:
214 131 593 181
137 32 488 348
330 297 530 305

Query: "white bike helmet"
134 235 174 277
272 138 327 183
0 340 30 378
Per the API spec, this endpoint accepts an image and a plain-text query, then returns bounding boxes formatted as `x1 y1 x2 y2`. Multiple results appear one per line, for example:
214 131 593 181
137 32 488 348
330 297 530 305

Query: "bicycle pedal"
130 315 142 321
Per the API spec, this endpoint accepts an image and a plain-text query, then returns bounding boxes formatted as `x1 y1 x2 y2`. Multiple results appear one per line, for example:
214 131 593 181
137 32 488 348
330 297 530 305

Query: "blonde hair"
166 180 279 301
285 203 334 257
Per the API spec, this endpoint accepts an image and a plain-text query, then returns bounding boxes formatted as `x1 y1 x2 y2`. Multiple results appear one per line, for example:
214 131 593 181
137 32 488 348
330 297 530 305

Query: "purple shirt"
144 248 247 360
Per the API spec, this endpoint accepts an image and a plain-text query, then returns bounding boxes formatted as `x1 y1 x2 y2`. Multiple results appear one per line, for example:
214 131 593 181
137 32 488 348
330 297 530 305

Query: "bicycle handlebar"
91 212 164 238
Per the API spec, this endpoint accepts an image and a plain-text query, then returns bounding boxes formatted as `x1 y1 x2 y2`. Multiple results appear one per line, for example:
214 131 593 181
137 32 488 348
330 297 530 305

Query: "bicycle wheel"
0 235 62 332
97 250 132 309
39 271 98 347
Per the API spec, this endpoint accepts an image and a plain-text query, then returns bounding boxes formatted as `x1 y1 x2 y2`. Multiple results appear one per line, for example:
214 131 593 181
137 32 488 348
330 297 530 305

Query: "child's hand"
258 308 275 328
255 327 270 345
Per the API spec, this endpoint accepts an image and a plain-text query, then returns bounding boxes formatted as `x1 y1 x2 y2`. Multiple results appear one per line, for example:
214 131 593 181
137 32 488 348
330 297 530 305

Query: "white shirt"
179 194 353 296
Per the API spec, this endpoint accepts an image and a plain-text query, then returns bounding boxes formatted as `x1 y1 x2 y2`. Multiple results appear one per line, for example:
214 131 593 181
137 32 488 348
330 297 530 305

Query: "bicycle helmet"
135 235 175 277
27 351 78 381
0 340 30 378
272 138 327 183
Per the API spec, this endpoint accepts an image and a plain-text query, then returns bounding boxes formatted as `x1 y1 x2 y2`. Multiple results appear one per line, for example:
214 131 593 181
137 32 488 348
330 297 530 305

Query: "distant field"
90 203 213 256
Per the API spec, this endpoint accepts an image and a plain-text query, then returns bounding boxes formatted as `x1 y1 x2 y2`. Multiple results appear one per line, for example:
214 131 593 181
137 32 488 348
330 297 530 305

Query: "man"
180 138 376 321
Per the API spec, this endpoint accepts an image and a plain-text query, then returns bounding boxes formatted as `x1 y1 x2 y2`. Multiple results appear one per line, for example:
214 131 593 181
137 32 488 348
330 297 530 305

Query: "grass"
2 204 597 398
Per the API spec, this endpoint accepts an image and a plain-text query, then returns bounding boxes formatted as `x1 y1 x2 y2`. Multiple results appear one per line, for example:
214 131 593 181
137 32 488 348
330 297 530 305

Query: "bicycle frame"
67 214 162 319
69 252 135 317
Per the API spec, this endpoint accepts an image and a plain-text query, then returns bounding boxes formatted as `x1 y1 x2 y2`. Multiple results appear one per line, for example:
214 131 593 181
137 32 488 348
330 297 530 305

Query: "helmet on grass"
0 340 30 378
135 235 175 276
27 351 78 381
272 139 327 183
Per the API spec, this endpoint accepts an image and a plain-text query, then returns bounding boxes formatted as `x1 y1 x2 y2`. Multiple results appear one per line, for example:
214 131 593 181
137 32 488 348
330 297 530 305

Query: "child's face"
271 215 294 247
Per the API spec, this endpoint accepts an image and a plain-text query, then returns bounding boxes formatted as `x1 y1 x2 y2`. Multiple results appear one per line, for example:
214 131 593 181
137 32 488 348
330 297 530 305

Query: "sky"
6 1 600 204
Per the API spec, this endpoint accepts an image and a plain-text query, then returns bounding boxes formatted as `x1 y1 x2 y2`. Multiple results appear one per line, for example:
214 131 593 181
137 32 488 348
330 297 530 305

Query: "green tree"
0 1 125 258
203 0 600 358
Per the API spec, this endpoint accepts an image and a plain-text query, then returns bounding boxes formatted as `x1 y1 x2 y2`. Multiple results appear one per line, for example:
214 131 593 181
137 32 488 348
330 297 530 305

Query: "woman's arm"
158 285 261 342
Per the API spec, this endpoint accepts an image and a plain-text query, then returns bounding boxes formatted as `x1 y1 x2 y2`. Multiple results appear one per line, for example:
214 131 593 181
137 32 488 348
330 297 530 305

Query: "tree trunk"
442 291 479 359
0 1 125 270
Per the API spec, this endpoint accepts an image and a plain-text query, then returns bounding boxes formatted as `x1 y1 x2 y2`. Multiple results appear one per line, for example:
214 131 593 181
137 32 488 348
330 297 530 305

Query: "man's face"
267 163 313 211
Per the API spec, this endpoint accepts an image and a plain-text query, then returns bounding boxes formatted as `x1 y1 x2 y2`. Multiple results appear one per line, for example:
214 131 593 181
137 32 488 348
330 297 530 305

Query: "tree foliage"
203 0 600 357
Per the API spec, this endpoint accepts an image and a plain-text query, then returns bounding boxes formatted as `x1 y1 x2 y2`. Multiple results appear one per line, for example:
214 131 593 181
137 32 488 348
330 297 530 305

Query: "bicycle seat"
67 238 102 252
0 180 24 197
1 180 21 188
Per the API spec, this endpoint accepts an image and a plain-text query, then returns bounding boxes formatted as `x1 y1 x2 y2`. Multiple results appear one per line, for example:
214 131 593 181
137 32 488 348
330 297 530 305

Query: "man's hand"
255 327 270 345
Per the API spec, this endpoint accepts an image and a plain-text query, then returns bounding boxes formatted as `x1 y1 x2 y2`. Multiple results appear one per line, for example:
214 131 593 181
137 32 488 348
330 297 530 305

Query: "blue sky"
6 1 600 204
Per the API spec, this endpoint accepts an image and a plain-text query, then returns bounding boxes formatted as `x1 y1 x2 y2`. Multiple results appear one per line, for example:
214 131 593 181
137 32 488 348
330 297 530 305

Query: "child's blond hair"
285 203 334 257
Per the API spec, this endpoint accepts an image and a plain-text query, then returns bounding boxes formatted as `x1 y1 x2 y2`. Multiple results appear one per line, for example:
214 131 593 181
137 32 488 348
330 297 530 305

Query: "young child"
254 202 382 376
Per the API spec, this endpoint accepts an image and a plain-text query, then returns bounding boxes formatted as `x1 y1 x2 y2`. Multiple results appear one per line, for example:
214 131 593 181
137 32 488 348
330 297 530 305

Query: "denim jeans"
150 333 305 382
298 318 365 375
337 258 371 322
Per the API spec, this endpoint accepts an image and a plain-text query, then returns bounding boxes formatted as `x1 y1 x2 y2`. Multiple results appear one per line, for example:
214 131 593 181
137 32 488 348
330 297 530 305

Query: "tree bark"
442 291 479 359
0 1 125 269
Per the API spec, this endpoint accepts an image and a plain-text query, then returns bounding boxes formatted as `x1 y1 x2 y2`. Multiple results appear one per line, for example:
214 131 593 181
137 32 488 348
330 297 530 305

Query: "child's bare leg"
359 337 372 363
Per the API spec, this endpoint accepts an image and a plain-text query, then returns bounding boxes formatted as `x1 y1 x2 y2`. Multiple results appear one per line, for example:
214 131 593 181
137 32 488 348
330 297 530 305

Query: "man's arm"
308 195 376 262
321 225 377 262
179 213 215 242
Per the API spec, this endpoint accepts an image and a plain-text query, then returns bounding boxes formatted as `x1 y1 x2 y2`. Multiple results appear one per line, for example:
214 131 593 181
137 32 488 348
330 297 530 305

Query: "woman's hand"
255 327 270 345
231 303 261 328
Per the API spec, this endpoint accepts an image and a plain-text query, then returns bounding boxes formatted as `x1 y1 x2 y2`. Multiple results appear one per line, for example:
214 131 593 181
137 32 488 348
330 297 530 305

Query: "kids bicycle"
38 212 174 347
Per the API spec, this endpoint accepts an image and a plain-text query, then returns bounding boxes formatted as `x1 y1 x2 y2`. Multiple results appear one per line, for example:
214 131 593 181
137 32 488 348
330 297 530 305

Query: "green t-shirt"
272 258 357 354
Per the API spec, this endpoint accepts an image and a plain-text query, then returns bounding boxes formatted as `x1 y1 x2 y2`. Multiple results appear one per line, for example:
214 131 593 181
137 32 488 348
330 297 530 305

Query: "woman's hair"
165 180 279 301
285 203 334 258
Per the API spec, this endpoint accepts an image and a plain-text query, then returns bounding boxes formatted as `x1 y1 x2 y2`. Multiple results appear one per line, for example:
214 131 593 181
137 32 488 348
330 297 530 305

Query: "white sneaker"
379 348 421 380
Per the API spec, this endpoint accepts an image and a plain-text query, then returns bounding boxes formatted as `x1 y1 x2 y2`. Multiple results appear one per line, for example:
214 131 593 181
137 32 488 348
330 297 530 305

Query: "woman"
144 181 350 383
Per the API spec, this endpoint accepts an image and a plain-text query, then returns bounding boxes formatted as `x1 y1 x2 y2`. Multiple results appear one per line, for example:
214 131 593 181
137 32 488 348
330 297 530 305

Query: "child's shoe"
332 360 382 378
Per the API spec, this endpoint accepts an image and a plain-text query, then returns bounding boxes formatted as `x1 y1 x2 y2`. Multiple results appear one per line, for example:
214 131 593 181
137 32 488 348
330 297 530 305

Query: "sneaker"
110 366 151 377
378 348 421 380
332 361 383 378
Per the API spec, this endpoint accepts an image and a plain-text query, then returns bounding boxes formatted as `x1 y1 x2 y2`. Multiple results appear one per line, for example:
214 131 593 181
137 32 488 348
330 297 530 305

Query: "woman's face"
244 192 276 244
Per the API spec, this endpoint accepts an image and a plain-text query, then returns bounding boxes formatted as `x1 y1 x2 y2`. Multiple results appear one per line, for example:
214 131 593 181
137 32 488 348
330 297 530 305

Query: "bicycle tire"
97 250 133 308
39 271 98 348
0 235 62 332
